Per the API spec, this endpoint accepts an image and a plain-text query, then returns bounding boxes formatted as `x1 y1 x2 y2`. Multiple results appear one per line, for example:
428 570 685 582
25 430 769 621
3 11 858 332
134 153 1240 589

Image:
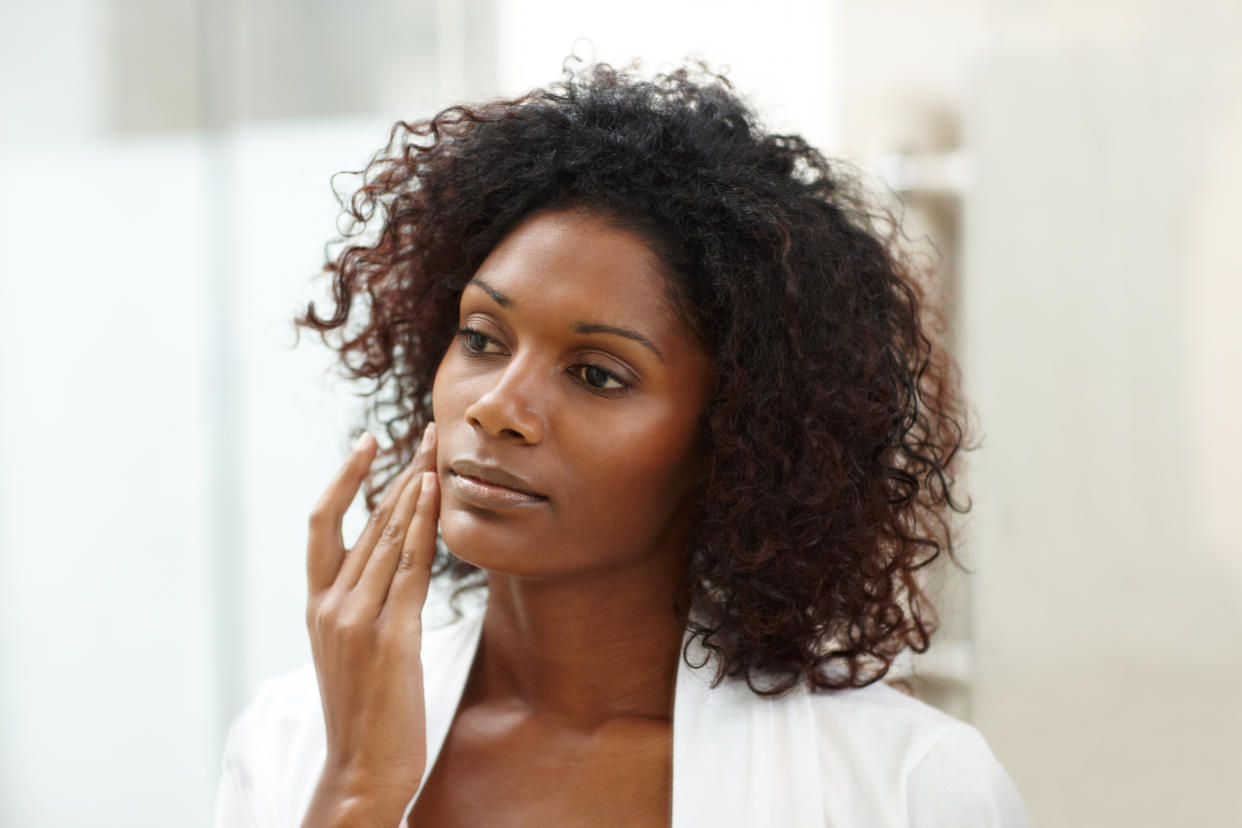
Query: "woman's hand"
301 423 440 828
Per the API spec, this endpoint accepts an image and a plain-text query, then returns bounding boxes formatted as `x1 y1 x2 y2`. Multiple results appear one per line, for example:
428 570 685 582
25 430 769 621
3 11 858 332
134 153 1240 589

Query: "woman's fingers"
353 466 427 610
385 471 440 625
301 425 438 818
336 423 437 591
307 432 376 595
332 459 418 591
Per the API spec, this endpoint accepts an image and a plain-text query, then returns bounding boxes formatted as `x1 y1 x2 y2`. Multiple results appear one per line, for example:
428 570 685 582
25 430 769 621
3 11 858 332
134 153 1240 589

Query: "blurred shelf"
873 150 969 197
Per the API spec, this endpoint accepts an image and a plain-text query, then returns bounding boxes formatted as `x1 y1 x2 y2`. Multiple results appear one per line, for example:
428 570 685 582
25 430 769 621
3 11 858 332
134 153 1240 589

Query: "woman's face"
431 207 715 579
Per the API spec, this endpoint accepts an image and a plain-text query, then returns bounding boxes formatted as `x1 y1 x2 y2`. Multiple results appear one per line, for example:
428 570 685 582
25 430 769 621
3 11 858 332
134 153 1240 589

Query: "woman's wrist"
302 769 414 828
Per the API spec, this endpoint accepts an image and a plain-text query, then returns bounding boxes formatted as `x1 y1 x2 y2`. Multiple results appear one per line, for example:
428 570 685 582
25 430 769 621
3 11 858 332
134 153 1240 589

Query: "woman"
214 62 1031 827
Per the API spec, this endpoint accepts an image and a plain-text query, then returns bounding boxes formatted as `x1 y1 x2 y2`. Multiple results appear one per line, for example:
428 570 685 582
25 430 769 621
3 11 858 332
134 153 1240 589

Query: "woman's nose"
463 357 546 444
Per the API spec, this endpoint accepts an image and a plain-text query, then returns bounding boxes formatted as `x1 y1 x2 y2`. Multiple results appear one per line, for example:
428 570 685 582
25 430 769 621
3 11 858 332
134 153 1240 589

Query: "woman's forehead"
465 208 688 341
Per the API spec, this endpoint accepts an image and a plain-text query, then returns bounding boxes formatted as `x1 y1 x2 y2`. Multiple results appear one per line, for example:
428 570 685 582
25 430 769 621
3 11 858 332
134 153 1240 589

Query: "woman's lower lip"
449 471 547 508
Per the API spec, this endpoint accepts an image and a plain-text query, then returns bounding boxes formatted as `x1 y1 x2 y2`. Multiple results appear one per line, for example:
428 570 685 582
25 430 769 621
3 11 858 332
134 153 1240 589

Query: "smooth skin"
303 207 716 827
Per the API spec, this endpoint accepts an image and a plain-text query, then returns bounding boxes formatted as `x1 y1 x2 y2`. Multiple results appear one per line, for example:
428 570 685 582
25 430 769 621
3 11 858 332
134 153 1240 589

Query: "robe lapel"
400 608 486 825
403 608 828 827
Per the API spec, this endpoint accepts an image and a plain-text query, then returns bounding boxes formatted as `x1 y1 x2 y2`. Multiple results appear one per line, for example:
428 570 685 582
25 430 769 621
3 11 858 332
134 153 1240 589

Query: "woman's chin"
439 517 547 578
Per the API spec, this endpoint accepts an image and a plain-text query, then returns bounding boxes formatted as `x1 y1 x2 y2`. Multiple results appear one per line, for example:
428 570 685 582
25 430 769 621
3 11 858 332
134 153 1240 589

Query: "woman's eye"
576 364 627 391
456 327 499 354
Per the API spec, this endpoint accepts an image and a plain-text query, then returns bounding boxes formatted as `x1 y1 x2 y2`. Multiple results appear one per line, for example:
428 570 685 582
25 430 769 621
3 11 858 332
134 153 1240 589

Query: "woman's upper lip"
449 459 547 498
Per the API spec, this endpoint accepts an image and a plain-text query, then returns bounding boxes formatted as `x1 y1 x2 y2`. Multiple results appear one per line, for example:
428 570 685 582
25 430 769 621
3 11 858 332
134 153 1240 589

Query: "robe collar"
404 605 827 827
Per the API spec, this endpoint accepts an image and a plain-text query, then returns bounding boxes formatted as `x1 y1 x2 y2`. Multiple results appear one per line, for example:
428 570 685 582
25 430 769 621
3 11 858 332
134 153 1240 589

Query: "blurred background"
1 1 1239 825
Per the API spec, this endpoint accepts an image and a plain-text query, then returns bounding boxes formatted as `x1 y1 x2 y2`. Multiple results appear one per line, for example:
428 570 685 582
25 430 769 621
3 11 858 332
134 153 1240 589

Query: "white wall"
494 0 840 152
0 0 107 141
0 113 415 827
959 20 1242 828
0 137 217 825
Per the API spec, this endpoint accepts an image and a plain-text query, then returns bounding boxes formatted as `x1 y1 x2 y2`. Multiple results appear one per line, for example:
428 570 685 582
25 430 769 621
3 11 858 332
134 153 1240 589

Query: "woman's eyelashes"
456 326 501 355
453 326 631 393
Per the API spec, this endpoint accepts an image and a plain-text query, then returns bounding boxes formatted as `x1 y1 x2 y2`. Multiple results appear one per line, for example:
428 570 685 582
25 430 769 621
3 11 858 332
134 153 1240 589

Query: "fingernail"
354 432 374 452
422 422 437 445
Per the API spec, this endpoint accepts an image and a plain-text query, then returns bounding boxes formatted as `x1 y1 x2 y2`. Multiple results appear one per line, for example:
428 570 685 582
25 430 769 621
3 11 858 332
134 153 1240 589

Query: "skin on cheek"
433 372 702 577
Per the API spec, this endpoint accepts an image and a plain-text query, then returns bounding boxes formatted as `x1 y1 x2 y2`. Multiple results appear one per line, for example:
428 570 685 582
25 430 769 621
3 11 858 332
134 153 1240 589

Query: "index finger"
306 431 377 593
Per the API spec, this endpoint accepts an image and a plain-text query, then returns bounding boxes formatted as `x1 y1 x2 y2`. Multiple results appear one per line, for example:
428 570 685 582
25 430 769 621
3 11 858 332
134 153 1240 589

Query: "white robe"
212 606 1031 827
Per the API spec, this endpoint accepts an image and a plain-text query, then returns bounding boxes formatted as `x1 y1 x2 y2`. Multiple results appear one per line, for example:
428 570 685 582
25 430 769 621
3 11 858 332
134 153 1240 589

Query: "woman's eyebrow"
468 277 512 307
467 276 665 363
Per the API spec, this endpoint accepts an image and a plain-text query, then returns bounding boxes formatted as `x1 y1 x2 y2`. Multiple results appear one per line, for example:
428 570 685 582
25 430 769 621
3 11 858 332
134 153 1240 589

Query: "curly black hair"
297 59 973 696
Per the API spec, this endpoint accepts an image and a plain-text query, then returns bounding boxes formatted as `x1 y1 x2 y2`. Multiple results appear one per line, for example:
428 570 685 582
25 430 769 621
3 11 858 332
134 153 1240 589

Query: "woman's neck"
468 548 688 732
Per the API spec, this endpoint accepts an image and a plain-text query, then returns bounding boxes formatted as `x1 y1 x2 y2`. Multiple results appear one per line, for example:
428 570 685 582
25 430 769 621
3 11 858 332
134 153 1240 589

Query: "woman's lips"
449 470 549 509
